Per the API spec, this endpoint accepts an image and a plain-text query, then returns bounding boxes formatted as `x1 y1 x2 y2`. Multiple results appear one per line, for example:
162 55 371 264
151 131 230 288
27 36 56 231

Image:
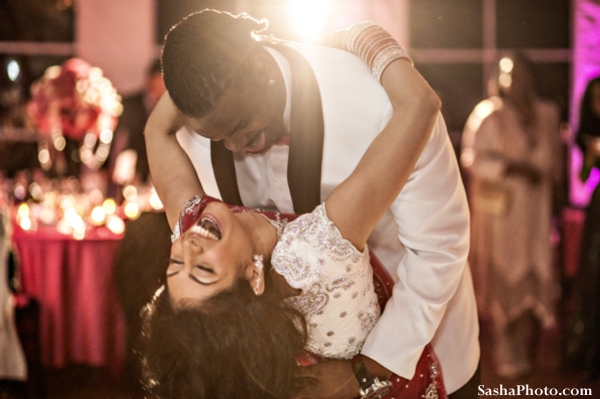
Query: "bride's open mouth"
189 214 222 241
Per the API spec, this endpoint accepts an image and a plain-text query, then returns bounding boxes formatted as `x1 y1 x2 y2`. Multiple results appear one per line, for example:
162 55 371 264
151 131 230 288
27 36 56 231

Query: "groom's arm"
360 112 470 378
293 356 394 399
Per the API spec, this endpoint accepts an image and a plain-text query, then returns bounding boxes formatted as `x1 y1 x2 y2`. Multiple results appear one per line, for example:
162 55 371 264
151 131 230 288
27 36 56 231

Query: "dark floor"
2 319 599 399
478 319 600 397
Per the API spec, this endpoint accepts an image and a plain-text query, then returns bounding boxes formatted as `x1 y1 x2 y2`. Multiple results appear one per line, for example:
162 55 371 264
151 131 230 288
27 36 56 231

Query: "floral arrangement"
27 58 123 140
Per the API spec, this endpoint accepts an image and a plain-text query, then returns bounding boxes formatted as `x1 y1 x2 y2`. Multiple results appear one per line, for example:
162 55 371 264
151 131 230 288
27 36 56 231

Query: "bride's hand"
311 29 347 49
145 91 205 229
147 91 186 136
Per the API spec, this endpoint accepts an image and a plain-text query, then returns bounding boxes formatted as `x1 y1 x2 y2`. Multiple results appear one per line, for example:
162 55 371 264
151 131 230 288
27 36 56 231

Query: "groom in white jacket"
160 9 480 399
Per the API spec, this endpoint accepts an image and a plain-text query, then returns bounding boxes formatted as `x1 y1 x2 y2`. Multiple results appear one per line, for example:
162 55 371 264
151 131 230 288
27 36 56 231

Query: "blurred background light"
7 59 21 82
499 72 512 89
499 57 514 73
288 0 331 41
102 198 117 215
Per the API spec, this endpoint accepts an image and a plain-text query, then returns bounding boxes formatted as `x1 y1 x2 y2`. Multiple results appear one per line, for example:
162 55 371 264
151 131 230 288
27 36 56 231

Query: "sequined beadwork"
272 203 380 359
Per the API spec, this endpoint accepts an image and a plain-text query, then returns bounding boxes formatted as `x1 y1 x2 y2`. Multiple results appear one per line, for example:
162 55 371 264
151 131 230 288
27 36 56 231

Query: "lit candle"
90 205 106 226
124 202 140 220
102 198 117 215
106 215 125 235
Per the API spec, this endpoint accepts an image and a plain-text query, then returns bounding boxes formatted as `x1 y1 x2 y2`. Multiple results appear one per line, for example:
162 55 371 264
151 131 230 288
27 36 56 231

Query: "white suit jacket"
176 43 480 393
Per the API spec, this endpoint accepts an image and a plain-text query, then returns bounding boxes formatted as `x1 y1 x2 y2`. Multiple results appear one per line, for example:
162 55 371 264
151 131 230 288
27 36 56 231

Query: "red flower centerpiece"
28 58 123 171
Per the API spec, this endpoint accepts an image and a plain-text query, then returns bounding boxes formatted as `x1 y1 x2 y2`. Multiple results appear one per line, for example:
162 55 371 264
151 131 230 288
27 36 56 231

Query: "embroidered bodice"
272 203 380 359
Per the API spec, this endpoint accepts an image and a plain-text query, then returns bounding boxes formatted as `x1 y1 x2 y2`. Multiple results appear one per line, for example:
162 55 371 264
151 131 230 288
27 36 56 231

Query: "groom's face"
185 80 288 154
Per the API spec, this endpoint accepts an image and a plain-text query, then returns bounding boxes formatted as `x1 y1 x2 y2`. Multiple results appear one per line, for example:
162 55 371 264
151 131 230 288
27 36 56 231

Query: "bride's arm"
323 35 440 251
144 92 204 229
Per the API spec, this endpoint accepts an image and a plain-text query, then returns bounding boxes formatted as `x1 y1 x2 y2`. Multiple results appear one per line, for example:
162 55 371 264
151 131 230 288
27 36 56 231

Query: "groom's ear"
250 51 274 86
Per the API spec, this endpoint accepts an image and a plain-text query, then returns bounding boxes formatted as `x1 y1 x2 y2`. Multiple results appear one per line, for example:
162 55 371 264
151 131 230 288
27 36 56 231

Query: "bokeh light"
288 0 330 41
90 206 106 226
124 202 140 220
102 198 117 215
106 215 125 235
7 59 21 82
149 190 163 210
499 57 514 73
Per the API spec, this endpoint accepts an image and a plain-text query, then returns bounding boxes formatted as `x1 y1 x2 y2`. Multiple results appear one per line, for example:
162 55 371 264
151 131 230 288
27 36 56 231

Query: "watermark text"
478 384 592 396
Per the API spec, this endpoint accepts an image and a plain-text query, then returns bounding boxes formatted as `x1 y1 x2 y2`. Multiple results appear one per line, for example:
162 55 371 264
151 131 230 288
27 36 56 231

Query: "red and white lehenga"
173 195 447 399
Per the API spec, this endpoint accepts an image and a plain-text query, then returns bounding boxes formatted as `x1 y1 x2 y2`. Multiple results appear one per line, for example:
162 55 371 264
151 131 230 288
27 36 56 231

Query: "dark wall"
409 0 571 133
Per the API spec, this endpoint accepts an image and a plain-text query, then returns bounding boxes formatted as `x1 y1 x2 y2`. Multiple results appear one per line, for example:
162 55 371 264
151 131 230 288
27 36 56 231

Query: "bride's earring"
253 255 264 295
254 278 262 294
267 79 275 86
253 254 264 270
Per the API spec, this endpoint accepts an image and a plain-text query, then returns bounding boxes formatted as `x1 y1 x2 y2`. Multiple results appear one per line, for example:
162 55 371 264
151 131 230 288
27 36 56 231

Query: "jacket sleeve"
360 112 471 379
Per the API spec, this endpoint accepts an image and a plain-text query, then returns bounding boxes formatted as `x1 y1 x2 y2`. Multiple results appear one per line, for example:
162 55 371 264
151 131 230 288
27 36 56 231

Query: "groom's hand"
293 359 358 399
292 356 393 399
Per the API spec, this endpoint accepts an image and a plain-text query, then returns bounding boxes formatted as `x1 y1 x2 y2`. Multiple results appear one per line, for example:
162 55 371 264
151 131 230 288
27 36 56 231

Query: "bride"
141 22 444 399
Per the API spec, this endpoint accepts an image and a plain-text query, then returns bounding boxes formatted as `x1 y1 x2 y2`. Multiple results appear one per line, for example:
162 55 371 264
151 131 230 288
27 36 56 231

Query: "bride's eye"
194 264 214 274
191 265 217 285
166 259 183 276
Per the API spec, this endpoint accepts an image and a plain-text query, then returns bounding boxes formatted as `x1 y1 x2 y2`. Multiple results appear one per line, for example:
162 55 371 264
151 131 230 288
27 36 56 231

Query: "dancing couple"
141 9 480 399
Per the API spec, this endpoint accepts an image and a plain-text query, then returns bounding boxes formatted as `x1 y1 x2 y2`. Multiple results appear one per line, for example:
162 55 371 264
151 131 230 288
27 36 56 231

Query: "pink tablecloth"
12 224 126 373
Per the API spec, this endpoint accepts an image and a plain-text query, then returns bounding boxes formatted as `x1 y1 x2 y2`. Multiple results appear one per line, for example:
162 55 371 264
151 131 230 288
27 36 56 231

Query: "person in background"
462 52 562 378
564 76 600 379
109 58 166 189
0 194 28 395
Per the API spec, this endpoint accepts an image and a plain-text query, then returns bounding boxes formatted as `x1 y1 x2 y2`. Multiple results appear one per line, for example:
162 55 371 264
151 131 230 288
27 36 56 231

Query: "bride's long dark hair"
140 267 306 399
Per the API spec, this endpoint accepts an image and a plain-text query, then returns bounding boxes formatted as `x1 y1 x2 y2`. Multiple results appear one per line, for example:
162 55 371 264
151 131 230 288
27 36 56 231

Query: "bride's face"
167 202 255 305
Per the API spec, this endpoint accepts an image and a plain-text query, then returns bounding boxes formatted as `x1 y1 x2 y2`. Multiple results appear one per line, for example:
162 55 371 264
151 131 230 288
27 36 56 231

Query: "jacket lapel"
211 140 243 206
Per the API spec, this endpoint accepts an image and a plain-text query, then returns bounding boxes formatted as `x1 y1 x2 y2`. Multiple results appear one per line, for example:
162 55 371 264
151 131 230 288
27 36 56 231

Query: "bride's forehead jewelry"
253 254 264 270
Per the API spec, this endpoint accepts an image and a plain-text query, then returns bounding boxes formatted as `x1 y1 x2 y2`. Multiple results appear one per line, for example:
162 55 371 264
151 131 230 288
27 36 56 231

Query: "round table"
12 223 126 373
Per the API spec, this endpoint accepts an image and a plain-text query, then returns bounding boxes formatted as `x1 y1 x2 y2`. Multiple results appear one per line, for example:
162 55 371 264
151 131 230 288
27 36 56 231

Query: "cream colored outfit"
465 99 561 375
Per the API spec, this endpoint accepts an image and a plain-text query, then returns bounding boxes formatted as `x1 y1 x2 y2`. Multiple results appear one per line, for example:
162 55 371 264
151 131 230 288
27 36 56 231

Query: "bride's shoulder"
280 203 332 236
272 203 370 291
279 202 366 263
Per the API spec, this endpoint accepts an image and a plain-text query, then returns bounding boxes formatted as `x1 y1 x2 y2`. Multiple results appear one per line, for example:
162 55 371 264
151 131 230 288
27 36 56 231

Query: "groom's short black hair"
162 9 268 118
